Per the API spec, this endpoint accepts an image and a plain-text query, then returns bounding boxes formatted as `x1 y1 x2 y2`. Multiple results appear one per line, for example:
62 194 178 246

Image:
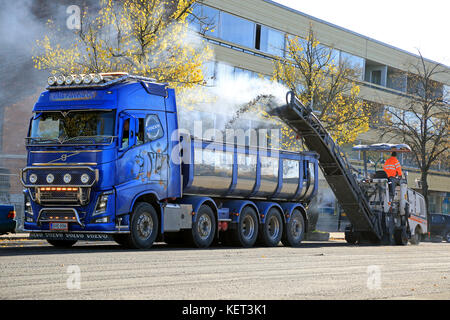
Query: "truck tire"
186 204 216 248
258 208 283 247
281 209 305 247
229 206 258 248
409 227 421 245
47 240 77 248
127 202 159 249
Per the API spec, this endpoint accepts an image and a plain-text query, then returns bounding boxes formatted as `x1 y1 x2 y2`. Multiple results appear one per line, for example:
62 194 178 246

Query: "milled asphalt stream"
0 235 449 300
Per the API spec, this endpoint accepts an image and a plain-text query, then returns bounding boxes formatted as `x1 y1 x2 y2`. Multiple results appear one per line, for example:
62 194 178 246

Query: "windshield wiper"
26 137 61 144
61 135 115 144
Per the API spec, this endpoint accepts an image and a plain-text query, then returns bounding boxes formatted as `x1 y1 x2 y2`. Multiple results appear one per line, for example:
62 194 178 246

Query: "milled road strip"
0 240 449 300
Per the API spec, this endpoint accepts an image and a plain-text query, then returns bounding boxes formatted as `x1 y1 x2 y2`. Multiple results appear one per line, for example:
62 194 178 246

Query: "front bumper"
28 231 122 241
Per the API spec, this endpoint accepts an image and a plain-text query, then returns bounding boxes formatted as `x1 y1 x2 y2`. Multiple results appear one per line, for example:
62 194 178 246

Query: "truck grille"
36 187 90 205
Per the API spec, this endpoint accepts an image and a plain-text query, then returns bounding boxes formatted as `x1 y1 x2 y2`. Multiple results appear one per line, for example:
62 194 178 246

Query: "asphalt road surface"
0 237 449 300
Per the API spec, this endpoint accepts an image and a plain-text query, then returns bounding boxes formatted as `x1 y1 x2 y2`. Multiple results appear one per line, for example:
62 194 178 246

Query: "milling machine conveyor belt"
271 92 382 239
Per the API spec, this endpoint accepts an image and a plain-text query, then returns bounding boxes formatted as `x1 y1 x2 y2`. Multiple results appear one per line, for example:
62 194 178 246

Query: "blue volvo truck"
21 73 319 249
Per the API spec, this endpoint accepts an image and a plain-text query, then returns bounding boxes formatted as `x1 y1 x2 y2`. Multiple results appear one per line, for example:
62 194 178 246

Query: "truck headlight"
29 174 38 184
93 193 110 216
46 174 54 184
24 194 33 222
63 173 72 184
80 174 89 184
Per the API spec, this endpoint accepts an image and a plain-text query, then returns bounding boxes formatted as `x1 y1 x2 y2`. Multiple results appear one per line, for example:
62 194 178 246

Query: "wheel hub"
137 213 153 239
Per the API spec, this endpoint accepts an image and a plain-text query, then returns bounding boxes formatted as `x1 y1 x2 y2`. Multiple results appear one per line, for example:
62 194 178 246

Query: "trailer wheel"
258 208 283 247
128 202 159 249
229 206 258 248
47 240 77 248
186 204 216 248
281 209 305 247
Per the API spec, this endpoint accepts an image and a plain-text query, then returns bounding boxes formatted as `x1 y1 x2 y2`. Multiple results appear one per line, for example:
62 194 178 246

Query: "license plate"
50 222 68 231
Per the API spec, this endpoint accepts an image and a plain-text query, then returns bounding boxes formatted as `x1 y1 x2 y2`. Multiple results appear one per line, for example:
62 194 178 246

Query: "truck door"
140 111 169 195
115 111 168 214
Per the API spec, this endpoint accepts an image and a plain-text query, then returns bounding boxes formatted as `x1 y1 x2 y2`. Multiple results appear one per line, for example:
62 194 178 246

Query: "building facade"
190 0 450 228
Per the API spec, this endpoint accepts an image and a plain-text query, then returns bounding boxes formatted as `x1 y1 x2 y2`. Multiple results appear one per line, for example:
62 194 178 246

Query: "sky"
272 0 450 67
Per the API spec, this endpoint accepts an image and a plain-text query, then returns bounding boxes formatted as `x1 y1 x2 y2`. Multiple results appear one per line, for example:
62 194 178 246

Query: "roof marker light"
92 74 103 84
56 75 65 85
47 76 56 86
74 74 83 85
65 75 74 85
83 74 93 84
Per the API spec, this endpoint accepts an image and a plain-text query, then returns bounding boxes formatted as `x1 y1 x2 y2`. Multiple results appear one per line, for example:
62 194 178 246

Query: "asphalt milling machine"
271 91 428 245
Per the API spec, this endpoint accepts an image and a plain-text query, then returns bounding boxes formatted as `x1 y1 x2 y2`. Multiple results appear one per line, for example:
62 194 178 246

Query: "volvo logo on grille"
48 152 80 163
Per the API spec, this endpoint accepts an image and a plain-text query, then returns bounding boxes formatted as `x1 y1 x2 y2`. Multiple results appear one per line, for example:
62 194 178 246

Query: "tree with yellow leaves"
32 0 212 94
272 26 372 145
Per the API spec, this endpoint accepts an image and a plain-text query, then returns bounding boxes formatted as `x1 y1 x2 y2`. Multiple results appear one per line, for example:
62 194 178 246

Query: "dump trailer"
21 73 319 249
271 92 428 245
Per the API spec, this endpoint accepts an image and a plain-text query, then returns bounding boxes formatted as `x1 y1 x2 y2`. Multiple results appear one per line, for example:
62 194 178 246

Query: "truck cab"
22 73 181 246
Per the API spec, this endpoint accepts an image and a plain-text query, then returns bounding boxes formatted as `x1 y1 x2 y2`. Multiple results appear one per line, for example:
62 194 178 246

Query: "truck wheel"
128 202 159 249
186 205 216 248
258 208 283 247
229 206 258 248
281 209 305 247
394 226 408 246
409 227 421 245
47 240 77 248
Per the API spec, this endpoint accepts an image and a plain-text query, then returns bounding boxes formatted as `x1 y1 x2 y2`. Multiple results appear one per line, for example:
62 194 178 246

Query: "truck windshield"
28 110 115 145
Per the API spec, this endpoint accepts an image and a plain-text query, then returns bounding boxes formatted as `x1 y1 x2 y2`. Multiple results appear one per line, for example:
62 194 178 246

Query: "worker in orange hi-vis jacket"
383 152 403 198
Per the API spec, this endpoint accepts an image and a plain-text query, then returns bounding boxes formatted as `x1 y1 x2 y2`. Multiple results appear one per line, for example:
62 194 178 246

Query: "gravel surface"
0 239 449 300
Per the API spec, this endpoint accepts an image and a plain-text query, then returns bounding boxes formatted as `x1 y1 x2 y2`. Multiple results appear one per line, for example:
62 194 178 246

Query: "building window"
340 51 365 80
203 60 216 86
387 67 407 92
257 25 285 57
220 11 255 48
371 70 382 85
364 61 387 86
444 85 450 103
189 3 220 37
